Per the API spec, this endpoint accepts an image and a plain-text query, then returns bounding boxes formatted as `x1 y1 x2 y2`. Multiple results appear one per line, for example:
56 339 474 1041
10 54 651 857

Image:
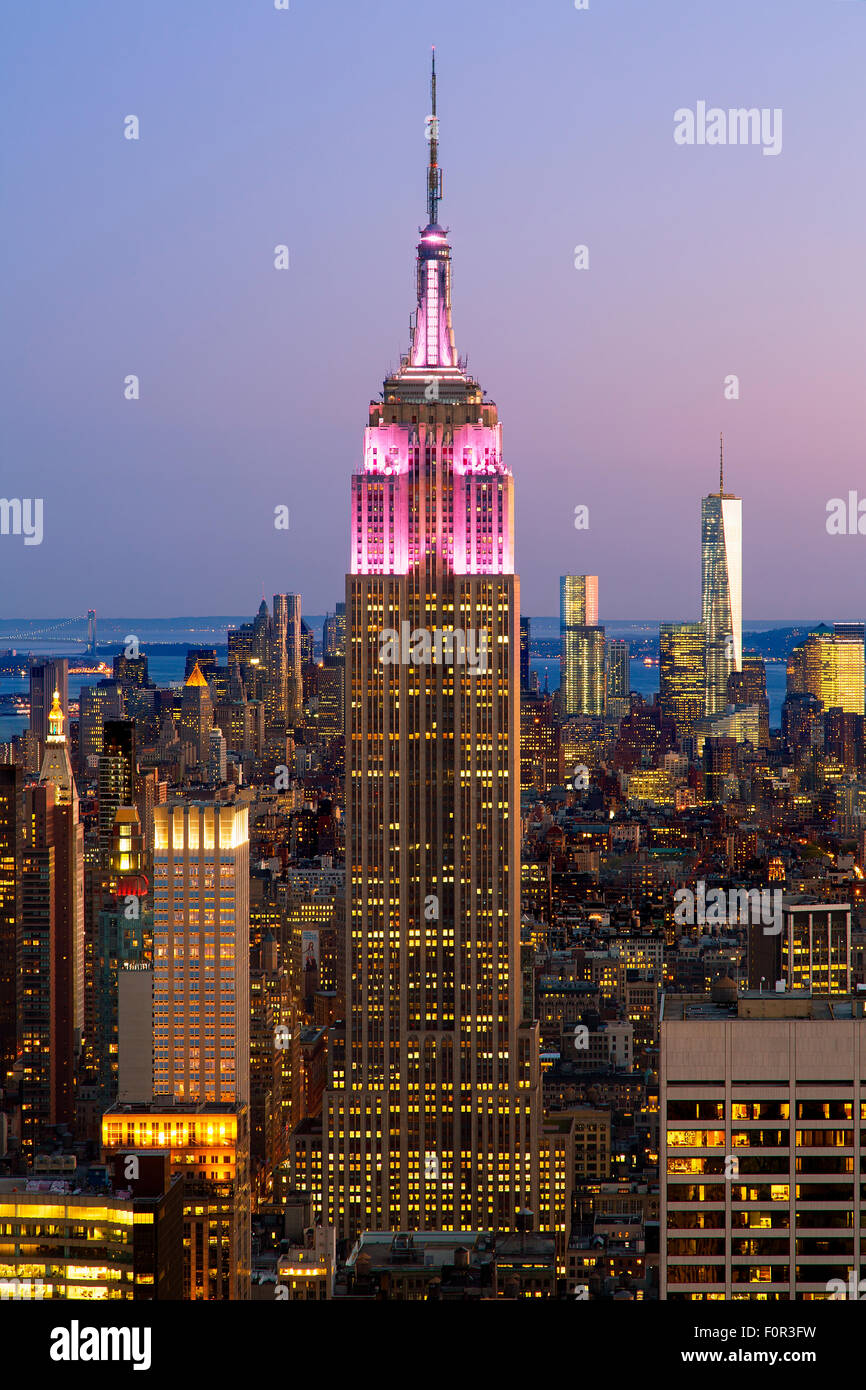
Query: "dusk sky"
3 0 865 621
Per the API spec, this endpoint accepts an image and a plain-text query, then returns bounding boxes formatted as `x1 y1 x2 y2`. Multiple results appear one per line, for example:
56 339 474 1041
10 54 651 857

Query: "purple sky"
3 0 865 621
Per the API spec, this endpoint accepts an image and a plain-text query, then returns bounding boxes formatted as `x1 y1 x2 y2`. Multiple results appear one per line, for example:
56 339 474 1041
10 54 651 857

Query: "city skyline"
4 0 866 617
4 0 866 1334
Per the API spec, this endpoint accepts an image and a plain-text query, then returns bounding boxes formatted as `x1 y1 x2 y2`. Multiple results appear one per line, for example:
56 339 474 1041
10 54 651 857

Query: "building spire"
427 47 442 226
719 432 724 495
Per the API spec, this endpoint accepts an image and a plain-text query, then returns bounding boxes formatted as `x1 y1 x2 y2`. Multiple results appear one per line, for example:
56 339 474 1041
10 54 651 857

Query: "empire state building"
323 56 540 1237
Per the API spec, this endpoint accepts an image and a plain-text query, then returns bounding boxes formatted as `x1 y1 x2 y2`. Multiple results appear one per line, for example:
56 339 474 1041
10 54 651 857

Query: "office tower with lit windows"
179 664 213 767
560 576 600 716
702 439 742 716
606 637 630 706
747 899 852 996
789 627 865 717
324 602 347 661
94 808 150 1103
152 802 249 1106
659 622 706 743
0 765 23 1085
79 679 124 768
521 693 561 794
29 658 68 748
98 721 136 864
519 616 531 693
36 691 84 1131
661 990 866 1300
562 625 606 718
321 58 540 1239
102 1103 251 1301
727 653 770 748
113 649 150 689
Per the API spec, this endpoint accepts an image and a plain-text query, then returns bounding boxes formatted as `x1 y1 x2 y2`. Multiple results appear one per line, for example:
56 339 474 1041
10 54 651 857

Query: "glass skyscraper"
702 440 742 716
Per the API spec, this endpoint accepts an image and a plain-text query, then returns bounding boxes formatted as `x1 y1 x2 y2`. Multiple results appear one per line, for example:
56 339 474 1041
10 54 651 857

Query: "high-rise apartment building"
152 802 250 1105
702 439 742 716
320 59 540 1238
659 623 706 743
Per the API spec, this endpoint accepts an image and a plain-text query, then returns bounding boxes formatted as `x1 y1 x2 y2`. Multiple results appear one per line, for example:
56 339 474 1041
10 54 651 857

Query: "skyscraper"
0 765 24 1085
605 636 630 719
727 653 770 748
519 615 531 693
561 624 606 718
37 690 84 1128
659 622 705 742
790 628 865 717
98 720 136 864
702 437 742 716
79 679 124 768
322 56 540 1238
152 802 250 1105
559 576 600 717
29 658 68 747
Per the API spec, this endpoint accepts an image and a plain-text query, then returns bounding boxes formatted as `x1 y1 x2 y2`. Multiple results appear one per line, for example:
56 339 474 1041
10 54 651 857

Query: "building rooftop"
661 991 865 1023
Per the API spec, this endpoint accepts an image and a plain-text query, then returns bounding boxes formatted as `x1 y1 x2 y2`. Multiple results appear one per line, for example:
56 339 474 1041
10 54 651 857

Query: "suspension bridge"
0 610 97 653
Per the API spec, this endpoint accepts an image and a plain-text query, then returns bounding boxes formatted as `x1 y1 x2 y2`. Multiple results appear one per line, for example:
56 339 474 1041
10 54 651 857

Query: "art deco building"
322 57 540 1238
702 438 742 716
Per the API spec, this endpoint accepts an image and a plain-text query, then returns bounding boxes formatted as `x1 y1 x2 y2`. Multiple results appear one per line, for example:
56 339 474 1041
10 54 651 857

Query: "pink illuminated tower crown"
350 52 514 580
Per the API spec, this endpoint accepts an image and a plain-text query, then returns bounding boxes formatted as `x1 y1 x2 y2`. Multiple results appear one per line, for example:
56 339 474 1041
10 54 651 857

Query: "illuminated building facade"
152 802 250 1105
661 992 866 1300
727 653 770 748
23 691 85 1143
0 765 23 1084
659 622 706 742
702 440 742 716
102 1102 251 1300
29 658 68 749
559 577 601 717
95 809 150 1103
791 629 865 717
322 58 540 1238
606 637 630 717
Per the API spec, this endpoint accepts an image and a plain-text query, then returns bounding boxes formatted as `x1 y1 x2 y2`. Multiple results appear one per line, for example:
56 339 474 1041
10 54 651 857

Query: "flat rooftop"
661 992 863 1023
